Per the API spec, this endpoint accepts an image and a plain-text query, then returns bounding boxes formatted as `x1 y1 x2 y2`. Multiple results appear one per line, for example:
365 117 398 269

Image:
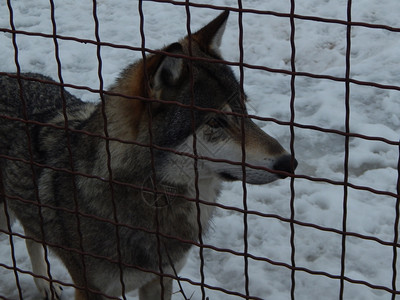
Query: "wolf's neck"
196 176 222 204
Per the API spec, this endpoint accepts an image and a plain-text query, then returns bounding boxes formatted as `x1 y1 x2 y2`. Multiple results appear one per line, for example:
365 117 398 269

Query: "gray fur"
0 11 296 300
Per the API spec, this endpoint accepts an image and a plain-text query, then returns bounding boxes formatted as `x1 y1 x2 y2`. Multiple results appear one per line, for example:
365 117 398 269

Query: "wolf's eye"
207 117 228 128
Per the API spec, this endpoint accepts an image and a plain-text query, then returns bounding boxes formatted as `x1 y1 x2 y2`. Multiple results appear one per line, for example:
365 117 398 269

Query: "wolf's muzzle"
273 154 298 178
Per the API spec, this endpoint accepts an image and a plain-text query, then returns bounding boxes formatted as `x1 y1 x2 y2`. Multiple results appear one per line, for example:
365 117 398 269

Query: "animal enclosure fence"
0 0 400 299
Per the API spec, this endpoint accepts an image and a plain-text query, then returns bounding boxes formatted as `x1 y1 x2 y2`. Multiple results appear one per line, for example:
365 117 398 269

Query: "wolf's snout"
273 155 298 178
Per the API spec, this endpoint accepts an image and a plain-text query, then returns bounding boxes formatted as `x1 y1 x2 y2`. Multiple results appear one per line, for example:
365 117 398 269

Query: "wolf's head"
107 11 297 187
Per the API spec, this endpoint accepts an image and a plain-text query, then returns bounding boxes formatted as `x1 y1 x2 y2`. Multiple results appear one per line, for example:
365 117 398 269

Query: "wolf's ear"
192 10 229 54
150 42 185 92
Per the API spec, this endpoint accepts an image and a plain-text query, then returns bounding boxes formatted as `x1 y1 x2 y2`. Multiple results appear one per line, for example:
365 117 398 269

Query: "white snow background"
1 0 399 299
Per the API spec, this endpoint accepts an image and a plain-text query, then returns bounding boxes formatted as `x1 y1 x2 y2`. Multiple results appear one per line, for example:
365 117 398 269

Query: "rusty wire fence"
1 0 400 299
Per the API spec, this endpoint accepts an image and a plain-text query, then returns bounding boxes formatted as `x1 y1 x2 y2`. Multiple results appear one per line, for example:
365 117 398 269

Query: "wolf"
0 11 297 300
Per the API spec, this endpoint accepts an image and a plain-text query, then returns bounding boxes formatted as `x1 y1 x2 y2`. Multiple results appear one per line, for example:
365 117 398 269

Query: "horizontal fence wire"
0 0 400 299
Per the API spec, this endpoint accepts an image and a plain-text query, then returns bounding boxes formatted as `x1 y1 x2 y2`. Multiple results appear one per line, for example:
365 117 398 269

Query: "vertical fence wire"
48 0 90 298
0 156 22 300
138 1 168 298
184 2 207 299
92 0 129 298
4 3 23 298
236 1 251 298
340 1 352 299
289 0 297 299
393 142 400 300
5 1 45 298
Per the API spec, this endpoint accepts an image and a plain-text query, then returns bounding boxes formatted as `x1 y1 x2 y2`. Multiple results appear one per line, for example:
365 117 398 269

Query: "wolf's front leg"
139 276 172 300
25 237 63 299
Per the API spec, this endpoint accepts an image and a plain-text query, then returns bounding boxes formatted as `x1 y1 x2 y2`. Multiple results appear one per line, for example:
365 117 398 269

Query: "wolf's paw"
35 278 63 300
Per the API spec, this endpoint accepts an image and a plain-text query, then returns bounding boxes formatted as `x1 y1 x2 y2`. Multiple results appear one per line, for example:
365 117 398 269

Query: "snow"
0 0 399 299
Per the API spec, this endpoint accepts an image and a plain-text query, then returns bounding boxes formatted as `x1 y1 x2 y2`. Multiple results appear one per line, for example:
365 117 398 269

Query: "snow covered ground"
0 0 399 299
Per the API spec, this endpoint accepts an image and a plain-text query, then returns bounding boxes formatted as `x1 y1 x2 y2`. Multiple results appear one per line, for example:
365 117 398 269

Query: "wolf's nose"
273 155 297 178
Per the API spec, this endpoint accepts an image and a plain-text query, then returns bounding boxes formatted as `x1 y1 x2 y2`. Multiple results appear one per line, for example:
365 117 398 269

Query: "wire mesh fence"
0 0 399 299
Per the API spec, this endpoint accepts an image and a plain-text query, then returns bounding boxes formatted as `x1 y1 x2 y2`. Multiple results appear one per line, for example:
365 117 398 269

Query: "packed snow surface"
0 0 399 299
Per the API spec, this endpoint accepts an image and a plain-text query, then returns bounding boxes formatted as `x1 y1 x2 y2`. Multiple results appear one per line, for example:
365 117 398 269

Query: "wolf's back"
0 73 83 120
0 73 84 154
